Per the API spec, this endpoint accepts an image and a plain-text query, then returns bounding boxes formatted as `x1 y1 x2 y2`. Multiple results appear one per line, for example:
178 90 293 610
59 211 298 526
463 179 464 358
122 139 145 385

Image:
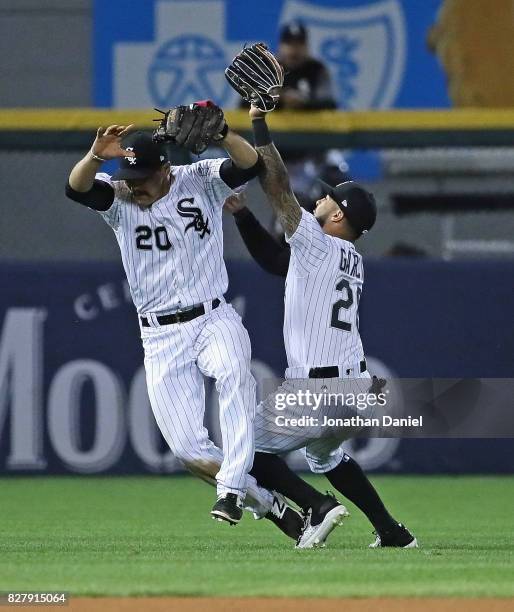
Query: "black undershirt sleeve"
233 207 290 278
219 157 263 189
65 179 115 212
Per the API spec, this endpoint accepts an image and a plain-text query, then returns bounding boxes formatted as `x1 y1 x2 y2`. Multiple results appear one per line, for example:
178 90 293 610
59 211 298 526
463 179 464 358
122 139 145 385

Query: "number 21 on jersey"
331 277 362 332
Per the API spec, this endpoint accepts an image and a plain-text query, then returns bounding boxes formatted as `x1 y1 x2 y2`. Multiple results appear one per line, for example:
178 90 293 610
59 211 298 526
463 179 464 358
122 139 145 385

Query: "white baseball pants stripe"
141 302 273 512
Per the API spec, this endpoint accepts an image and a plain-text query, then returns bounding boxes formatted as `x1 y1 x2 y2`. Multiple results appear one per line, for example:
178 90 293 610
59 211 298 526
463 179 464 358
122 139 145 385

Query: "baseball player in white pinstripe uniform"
65 119 302 530
242 105 417 549
254 185 372 455
218 41 417 549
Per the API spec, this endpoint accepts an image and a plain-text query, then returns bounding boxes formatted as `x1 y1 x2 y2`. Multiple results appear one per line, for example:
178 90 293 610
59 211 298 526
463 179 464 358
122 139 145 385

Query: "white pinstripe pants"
255 373 372 473
141 302 272 511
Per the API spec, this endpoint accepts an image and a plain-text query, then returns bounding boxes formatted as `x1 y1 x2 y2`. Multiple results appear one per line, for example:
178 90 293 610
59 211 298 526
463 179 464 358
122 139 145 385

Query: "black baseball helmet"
318 179 377 235
112 131 167 180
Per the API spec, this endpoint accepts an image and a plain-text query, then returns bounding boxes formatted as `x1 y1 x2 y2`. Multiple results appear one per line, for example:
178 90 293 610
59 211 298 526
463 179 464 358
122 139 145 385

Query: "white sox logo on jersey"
176 197 211 239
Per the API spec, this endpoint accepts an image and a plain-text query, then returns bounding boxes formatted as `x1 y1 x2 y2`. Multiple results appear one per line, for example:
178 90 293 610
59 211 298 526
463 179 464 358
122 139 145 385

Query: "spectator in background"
277 22 337 111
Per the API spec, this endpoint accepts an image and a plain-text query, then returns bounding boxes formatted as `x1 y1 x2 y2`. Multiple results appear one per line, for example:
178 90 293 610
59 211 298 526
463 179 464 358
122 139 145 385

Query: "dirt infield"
18 598 514 612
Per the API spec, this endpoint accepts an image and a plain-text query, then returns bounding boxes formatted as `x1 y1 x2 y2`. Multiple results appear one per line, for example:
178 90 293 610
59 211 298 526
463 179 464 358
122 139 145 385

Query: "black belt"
140 299 220 327
309 360 367 379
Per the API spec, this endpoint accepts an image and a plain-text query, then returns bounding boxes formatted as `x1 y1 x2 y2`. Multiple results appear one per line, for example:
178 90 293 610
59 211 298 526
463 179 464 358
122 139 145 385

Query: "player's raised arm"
152 102 260 189
219 126 258 169
224 190 291 276
216 118 264 189
250 108 302 237
68 124 134 192
224 43 301 236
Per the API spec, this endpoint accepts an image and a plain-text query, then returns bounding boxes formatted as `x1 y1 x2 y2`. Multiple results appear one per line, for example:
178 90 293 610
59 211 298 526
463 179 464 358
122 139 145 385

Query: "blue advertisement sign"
1 260 513 475
94 0 450 110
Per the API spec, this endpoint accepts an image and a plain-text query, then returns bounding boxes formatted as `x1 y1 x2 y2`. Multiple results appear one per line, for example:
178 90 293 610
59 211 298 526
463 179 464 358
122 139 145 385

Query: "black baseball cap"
112 131 167 180
318 180 377 235
280 22 308 44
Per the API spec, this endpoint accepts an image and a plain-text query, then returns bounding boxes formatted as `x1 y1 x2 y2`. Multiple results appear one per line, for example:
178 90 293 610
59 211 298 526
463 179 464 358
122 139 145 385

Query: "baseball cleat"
369 523 418 548
296 492 349 549
210 493 243 525
265 493 304 540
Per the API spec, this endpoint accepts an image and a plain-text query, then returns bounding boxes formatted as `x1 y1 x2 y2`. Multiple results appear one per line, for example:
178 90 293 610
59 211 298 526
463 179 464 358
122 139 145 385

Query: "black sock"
325 454 397 534
250 452 326 511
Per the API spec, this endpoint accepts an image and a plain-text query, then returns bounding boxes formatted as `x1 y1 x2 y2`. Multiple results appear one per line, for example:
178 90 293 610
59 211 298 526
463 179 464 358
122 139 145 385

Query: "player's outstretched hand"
249 105 265 120
91 124 135 160
223 190 247 214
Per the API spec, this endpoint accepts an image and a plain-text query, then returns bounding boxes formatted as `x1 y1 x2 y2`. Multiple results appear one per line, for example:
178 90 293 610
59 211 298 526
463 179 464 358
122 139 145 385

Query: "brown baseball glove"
152 100 228 155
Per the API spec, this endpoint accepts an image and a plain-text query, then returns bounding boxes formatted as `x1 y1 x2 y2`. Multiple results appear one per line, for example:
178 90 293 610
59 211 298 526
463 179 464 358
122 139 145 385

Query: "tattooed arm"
251 109 302 237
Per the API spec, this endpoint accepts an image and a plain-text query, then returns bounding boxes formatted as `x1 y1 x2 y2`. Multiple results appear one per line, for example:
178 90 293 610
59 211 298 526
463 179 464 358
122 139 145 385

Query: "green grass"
0 475 513 597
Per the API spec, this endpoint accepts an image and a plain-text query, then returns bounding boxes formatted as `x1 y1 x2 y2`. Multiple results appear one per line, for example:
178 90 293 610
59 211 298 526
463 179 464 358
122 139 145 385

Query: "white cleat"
296 502 349 549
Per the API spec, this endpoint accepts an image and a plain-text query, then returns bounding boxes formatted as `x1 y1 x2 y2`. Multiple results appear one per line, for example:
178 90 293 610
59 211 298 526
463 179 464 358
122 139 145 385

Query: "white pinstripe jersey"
284 209 365 370
95 158 233 315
